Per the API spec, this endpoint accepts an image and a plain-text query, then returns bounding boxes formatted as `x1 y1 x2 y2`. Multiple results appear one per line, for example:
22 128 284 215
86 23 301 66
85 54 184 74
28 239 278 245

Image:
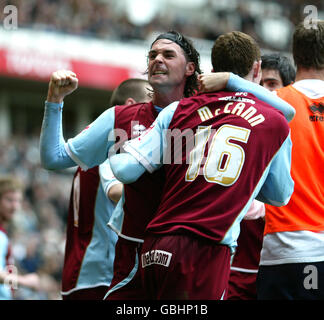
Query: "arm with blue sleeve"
226 73 295 122
0 232 10 287
39 102 75 170
0 232 8 274
109 102 178 184
256 134 294 206
40 101 117 170
99 159 123 204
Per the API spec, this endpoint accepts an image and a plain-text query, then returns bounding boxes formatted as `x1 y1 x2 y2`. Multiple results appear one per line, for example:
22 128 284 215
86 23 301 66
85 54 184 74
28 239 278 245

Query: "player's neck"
152 86 185 108
295 68 324 82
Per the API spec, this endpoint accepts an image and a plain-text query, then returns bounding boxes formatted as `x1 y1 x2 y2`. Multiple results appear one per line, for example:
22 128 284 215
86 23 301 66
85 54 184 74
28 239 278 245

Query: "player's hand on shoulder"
198 72 230 93
47 70 78 103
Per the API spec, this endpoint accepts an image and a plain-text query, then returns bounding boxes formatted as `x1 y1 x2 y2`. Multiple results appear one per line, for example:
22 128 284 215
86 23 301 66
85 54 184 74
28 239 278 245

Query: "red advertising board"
0 47 135 90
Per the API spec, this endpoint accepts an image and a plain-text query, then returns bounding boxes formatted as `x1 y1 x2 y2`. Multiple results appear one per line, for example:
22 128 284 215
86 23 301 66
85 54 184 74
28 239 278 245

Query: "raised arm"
198 72 295 122
40 70 79 170
47 70 78 104
39 101 76 170
40 70 117 171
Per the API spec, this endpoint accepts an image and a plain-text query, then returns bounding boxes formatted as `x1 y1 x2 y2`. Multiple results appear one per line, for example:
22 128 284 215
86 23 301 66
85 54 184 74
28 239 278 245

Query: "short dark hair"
211 31 261 77
293 20 324 70
261 53 296 86
150 30 201 97
109 78 151 107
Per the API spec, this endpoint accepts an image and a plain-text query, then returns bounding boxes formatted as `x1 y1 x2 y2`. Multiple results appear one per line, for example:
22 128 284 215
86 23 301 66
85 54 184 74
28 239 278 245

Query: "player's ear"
252 60 262 84
125 97 136 105
185 62 196 77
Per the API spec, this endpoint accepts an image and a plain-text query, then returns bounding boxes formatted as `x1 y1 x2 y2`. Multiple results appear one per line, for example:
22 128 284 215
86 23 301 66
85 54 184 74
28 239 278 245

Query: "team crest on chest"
132 123 147 137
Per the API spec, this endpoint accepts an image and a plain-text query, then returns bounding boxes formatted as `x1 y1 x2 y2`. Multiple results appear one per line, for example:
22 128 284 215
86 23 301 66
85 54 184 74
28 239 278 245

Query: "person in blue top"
39 72 294 171
59 79 152 300
108 31 294 299
0 176 40 299
39 30 294 299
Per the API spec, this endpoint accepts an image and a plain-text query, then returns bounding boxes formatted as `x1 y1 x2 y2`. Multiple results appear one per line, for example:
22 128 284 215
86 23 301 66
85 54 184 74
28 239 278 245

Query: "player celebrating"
41 31 201 299
61 78 151 300
40 31 294 299
109 31 294 299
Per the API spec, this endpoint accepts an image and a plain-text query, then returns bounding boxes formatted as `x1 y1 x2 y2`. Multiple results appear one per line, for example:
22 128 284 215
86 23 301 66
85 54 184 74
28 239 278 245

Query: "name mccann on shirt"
197 98 265 127
110 96 269 165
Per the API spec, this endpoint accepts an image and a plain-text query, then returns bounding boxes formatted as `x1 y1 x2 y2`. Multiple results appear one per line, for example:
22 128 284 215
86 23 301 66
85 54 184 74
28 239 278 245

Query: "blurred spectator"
0 136 73 299
1 0 322 52
0 0 322 301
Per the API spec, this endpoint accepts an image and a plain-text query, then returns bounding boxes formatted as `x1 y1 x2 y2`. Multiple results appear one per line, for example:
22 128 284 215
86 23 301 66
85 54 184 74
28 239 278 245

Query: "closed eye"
148 50 176 60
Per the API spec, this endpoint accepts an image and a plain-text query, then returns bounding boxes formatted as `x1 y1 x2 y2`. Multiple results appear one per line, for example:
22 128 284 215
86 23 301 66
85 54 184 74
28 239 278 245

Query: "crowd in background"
0 0 322 300
0 135 74 299
1 0 323 51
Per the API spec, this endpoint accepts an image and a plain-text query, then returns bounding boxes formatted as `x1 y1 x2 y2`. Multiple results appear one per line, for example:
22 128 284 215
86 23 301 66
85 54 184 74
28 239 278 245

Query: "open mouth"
152 70 167 76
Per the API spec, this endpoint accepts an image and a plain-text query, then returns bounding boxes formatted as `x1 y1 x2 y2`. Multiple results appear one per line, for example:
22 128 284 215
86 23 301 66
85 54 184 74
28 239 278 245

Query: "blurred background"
0 0 323 299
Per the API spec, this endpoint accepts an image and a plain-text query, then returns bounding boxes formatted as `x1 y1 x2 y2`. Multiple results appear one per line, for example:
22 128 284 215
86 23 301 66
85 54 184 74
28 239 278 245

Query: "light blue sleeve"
0 232 9 271
40 102 76 170
99 159 122 197
227 73 295 122
40 101 117 171
256 134 294 206
109 153 146 184
66 107 117 170
110 101 178 184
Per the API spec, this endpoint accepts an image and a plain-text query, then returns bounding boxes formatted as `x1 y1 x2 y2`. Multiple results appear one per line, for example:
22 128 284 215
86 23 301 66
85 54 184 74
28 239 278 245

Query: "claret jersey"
109 102 165 242
61 163 118 295
65 102 164 242
124 91 293 249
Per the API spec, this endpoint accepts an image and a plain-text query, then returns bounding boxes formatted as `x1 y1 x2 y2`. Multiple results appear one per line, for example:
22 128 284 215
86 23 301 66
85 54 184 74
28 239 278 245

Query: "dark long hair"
150 31 202 97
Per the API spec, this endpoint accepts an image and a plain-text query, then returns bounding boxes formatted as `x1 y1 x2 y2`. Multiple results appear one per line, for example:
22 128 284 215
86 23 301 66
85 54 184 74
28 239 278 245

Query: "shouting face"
148 39 194 94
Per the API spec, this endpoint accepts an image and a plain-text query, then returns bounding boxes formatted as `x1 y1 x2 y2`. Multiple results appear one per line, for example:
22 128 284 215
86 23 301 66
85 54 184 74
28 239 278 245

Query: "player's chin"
150 78 171 89
149 73 168 81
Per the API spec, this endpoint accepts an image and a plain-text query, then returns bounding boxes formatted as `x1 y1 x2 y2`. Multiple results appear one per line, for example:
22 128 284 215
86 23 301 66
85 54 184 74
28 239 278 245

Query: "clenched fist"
47 70 79 103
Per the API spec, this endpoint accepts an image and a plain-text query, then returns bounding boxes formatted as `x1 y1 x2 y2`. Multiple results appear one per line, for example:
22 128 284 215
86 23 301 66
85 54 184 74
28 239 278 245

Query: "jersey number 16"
185 124 250 186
